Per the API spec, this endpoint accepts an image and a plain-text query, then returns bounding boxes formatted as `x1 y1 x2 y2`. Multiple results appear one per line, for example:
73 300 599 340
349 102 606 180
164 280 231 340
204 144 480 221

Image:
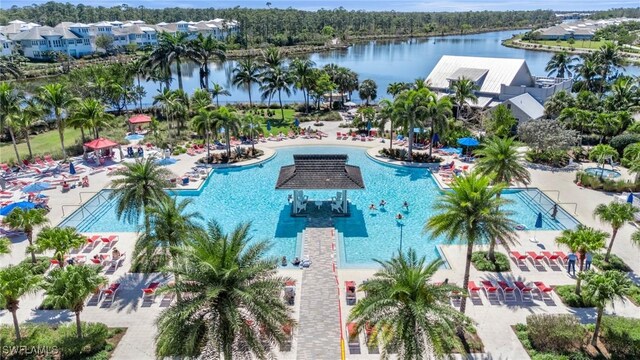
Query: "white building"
425 55 573 108
9 25 92 59
489 93 545 124
0 34 13 56
534 17 640 40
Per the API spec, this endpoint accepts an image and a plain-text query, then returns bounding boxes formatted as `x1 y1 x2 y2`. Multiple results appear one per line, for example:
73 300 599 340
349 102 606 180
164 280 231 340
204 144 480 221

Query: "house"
0 34 13 56
490 93 545 123
9 25 92 59
532 17 639 41
425 55 573 107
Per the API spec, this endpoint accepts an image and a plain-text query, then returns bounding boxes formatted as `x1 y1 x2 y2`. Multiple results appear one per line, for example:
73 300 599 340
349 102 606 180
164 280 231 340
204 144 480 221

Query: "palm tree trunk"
487 193 502 262
27 231 36 263
226 132 231 158
206 125 211 163
8 127 21 165
389 120 393 151
216 95 220 107
591 307 603 346
575 256 585 295
24 129 33 159
429 122 435 157
407 120 414 162
11 309 21 341
75 311 83 338
247 82 253 108
204 62 210 91
604 228 618 262
278 90 285 121
176 59 184 91
460 241 473 315
57 117 67 161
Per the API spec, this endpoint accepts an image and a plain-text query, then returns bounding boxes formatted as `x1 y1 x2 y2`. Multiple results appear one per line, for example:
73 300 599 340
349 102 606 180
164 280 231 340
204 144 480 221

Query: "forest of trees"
0 2 558 46
591 7 640 19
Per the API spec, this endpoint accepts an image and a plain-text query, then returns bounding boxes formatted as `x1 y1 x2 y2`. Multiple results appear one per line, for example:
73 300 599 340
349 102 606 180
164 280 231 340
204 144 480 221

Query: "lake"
139 29 640 105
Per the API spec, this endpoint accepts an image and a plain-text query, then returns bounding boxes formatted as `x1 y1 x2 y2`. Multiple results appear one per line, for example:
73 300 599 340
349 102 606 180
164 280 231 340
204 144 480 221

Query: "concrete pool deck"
1 120 639 359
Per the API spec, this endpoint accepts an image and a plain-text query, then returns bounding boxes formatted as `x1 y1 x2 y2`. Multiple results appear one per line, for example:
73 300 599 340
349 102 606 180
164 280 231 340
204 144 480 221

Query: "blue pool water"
125 134 145 141
59 146 579 266
585 167 621 179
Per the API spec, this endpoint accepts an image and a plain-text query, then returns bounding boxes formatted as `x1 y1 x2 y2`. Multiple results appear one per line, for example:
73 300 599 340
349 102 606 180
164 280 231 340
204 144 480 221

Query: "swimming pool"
59 146 579 266
585 167 621 179
125 134 145 141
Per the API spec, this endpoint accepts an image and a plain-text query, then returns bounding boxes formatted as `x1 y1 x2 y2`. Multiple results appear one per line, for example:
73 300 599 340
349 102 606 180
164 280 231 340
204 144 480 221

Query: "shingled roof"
275 154 365 190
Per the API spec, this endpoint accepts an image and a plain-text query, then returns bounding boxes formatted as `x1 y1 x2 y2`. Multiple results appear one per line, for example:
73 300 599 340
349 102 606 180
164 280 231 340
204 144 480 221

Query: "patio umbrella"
266 121 272 132
69 162 76 175
294 118 300 127
628 193 635 204
0 201 35 216
457 137 479 147
22 182 52 193
530 212 543 243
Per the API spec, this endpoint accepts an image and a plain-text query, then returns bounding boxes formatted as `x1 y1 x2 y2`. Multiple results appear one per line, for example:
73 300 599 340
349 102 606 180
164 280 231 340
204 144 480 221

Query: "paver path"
296 217 341 360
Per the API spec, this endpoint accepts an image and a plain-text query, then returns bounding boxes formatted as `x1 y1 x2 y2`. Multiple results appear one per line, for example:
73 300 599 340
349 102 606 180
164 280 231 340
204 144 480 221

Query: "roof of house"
447 67 488 83
426 55 534 95
504 93 544 120
537 25 570 36
275 154 365 190
11 26 62 41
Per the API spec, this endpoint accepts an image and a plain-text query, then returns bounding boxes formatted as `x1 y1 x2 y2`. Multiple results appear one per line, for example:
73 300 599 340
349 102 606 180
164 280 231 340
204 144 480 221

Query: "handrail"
540 189 561 202
558 202 578 214
61 205 80 217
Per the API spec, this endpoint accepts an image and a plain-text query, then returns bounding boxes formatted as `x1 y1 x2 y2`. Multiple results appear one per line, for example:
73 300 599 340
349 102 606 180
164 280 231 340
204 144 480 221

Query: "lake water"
139 29 640 105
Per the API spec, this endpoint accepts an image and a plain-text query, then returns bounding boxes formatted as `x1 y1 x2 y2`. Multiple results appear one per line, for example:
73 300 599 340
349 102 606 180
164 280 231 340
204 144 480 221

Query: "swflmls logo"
1 345 59 358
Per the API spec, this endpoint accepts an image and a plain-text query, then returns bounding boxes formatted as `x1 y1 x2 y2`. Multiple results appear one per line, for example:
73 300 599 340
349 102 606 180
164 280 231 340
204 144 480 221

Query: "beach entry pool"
60 146 579 266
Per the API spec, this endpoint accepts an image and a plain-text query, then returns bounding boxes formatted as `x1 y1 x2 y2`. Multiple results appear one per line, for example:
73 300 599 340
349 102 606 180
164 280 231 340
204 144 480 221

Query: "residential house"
489 93 545 124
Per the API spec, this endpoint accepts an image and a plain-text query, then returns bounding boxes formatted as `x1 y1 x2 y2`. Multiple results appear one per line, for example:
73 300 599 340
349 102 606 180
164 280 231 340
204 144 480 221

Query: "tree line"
0 2 558 46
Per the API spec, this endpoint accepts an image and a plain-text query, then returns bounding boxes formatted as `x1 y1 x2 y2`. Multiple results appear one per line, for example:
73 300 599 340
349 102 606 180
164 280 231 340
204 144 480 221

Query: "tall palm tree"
555 226 607 295
212 106 241 157
424 94 452 157
37 83 77 161
191 88 213 112
580 270 632 346
386 81 410 97
378 99 396 150
0 265 41 341
2 208 48 263
474 137 530 261
20 98 45 158
290 58 316 112
190 34 226 90
450 78 478 120
593 202 638 262
149 32 191 91
155 221 294 359
136 197 202 301
232 57 261 107
358 79 378 106
35 227 86 268
0 82 23 164
127 58 149 111
597 42 624 92
241 113 264 153
574 55 602 93
589 144 618 168
70 98 114 140
260 65 293 121
42 265 107 338
545 51 577 78
109 158 173 235
153 88 177 130
191 108 216 160
425 172 517 315
393 88 433 161
261 47 284 69
210 82 231 107
348 251 470 358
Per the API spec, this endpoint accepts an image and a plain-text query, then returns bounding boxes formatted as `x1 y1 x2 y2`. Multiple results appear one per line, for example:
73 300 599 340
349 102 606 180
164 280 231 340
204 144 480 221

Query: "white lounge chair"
331 202 343 212
296 201 307 213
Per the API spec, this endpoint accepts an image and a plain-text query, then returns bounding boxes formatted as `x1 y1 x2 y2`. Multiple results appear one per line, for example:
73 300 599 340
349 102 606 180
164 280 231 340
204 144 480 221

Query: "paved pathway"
296 217 342 360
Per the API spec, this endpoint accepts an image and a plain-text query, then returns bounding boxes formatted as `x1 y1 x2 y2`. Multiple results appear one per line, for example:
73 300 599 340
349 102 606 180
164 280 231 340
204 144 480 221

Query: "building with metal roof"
490 93 545 123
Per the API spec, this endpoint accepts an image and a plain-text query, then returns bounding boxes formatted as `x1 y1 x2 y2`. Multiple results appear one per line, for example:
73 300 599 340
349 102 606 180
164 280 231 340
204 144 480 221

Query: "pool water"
59 146 579 266
125 134 145 141
585 167 621 179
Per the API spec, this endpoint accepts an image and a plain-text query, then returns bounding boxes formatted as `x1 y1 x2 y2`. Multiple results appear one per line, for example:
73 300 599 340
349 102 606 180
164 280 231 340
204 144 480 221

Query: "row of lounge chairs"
510 250 568 268
336 132 374 141
467 280 553 302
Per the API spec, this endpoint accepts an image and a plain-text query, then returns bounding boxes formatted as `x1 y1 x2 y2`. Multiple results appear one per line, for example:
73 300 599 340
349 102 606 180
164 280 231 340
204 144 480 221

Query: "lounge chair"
481 280 499 301
533 281 553 300
526 251 545 266
86 235 101 249
541 251 560 265
90 254 111 267
553 251 567 265
331 202 343 213
336 132 342 139
44 155 56 165
510 251 528 266
101 283 121 303
284 280 296 306
345 281 357 305
108 252 126 271
346 322 361 354
142 282 161 300
467 281 481 300
497 281 517 302
514 281 533 302
101 235 118 250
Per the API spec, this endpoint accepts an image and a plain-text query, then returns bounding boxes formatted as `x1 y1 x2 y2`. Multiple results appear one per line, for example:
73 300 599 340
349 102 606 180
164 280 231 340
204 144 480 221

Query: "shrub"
609 133 640 155
592 253 631 272
17 256 49 275
622 142 640 167
575 171 640 192
471 251 511 272
526 149 570 167
600 316 640 360
379 148 442 163
526 314 586 354
555 285 596 307
626 284 640 306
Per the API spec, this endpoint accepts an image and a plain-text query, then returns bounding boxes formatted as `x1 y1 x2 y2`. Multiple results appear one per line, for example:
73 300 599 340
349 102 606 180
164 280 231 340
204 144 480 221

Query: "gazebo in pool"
276 154 365 217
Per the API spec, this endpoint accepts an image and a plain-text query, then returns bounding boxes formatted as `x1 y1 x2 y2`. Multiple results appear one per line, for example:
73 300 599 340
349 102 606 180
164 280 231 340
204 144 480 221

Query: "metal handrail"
540 189 561 202
61 205 80 217
558 202 578 214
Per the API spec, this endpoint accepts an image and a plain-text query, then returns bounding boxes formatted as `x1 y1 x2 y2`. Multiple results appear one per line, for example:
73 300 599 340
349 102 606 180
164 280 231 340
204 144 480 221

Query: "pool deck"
1 119 639 359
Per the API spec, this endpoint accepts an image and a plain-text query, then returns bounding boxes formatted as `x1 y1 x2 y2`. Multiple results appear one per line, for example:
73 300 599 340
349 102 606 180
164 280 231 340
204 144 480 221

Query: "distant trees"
95 34 114 53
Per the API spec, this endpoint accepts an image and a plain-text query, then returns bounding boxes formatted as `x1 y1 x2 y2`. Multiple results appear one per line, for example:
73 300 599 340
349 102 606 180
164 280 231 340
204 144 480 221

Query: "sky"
1 0 639 12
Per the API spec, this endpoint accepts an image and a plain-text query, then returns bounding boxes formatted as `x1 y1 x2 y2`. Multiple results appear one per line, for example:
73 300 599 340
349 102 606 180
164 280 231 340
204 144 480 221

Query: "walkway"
296 217 342 360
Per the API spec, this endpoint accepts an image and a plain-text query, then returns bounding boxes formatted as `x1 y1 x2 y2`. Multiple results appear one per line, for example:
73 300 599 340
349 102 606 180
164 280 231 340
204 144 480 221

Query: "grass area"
0 127 82 164
524 39 608 50
241 108 342 136
471 251 511 272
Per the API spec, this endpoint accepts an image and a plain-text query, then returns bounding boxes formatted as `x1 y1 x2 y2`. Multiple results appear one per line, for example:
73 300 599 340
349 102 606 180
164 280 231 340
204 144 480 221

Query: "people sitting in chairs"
281 256 287 267
34 202 50 212
82 176 89 188
137 147 144 158
291 257 301 266
111 247 121 261
62 181 70 192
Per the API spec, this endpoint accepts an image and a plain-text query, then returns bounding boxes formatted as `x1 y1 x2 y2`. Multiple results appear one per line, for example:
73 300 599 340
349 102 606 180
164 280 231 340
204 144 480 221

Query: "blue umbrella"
266 121 272 132
69 162 76 175
22 182 52 193
534 212 543 229
294 118 300 127
628 193 635 204
457 137 479 147
0 201 35 216
366 122 371 131
432 133 440 144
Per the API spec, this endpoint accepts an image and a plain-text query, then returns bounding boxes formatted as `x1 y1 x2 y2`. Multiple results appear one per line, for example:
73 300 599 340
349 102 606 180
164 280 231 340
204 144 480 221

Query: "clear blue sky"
1 0 639 11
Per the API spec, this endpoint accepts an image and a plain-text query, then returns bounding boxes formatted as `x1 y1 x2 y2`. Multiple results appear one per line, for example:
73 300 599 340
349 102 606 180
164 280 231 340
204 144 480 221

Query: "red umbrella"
84 138 119 150
128 115 152 124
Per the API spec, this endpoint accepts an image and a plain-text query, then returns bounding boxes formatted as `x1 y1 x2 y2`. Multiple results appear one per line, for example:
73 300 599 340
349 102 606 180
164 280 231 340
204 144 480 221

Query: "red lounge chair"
554 251 568 264
142 282 161 299
90 254 111 267
101 283 121 303
34 157 46 167
101 235 118 249
497 281 517 302
526 251 545 265
481 280 499 301
541 251 560 265
533 281 553 300
336 132 342 139
467 281 481 299
514 281 533 301
345 281 357 305
86 235 101 248
44 155 56 165
510 251 528 265
346 322 359 344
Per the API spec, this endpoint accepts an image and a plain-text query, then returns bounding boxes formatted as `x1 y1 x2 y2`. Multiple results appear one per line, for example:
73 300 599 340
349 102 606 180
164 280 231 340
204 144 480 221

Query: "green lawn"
525 39 607 50
0 128 82 164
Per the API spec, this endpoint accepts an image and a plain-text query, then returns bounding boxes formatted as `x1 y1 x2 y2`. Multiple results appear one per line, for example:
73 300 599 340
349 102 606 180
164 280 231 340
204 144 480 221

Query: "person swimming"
379 200 386 207
402 201 409 211
369 203 377 211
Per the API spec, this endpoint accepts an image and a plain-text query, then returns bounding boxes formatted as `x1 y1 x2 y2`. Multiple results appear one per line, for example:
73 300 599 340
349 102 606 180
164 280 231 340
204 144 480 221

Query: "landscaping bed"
471 251 510 272
0 323 125 360
592 253 631 272
378 148 442 163
555 285 597 308
575 172 640 192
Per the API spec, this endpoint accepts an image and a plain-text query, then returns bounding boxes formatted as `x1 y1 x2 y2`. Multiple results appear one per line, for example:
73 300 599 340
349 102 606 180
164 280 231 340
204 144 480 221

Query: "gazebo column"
342 190 347 214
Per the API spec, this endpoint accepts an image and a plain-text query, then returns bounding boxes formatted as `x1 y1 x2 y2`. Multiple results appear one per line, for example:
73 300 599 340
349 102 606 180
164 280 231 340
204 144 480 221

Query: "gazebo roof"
129 114 152 124
275 154 365 190
84 138 119 150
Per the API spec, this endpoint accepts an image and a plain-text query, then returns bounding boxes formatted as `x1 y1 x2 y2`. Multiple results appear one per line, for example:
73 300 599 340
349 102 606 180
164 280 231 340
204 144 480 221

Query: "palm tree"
4 113 23 165
191 108 216 161
290 57 316 112
555 226 607 295
348 251 470 358
70 98 114 140
580 270 632 346
155 221 294 359
37 83 77 161
606 77 638 112
474 137 531 261
242 113 264 153
127 58 149 111
378 99 396 150
212 106 241 157
0 265 41 341
153 88 177 130
0 82 23 164
261 47 284 69
149 32 191 91
260 65 293 121
425 172 517 315
589 144 618 169
109 158 173 235
35 227 86 268
210 82 231 107
386 81 409 97
424 94 452 157
593 202 638 262
543 90 576 119
135 197 202 301
191 88 213 111
558 107 593 136
42 265 107 338
450 78 478 120
358 79 378 106
232 57 261 107
2 208 48 263
190 34 226 90
597 42 624 92
393 88 434 161
574 55 602 93
632 230 640 247
545 51 577 78
20 98 45 158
